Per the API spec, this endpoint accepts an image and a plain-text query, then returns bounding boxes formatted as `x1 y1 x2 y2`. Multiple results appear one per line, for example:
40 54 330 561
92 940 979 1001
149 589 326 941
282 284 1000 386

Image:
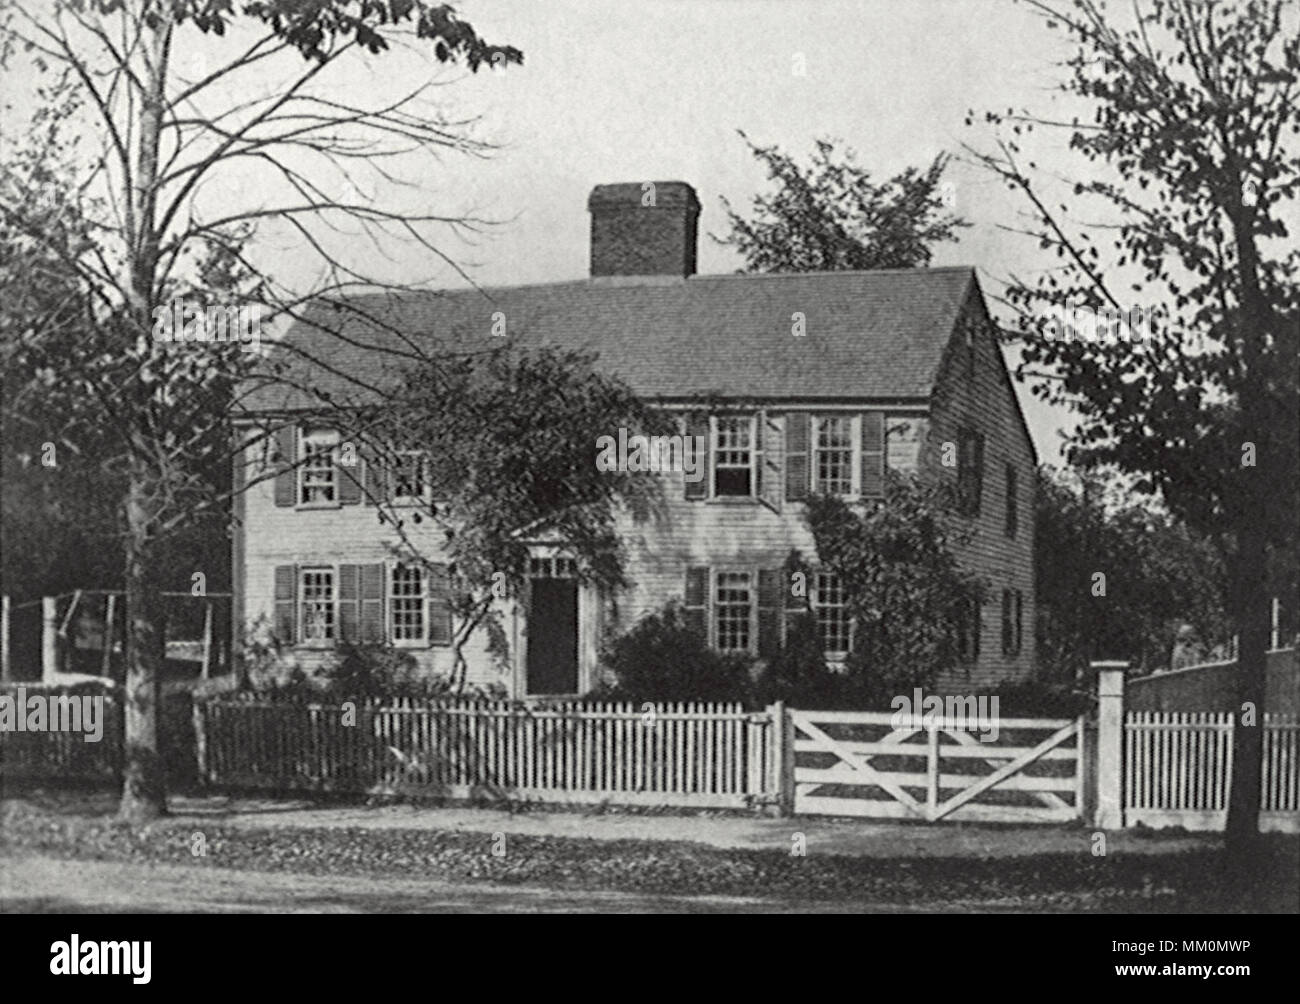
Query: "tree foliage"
718 132 968 272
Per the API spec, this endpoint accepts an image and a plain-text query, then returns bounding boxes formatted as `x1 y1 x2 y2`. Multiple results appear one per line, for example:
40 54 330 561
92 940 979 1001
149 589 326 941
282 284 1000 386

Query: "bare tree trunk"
119 466 167 821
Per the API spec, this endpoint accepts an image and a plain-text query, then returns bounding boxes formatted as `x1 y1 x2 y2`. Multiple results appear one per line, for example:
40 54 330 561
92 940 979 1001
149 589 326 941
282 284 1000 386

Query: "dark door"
526 577 579 695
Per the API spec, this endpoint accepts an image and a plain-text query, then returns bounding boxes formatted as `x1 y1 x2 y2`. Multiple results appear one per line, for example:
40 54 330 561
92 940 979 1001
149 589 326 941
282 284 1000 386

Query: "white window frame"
712 568 757 655
812 570 852 662
709 414 757 500
389 563 428 647
390 450 430 506
298 428 340 507
299 566 337 647
811 415 860 499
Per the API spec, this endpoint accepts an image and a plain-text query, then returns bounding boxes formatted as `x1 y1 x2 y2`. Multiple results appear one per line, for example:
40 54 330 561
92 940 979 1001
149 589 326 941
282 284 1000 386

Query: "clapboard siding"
926 288 1037 691
236 279 1038 699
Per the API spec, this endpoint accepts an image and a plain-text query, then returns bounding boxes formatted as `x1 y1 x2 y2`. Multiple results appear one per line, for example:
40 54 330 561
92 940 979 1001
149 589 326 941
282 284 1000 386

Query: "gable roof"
243 265 978 413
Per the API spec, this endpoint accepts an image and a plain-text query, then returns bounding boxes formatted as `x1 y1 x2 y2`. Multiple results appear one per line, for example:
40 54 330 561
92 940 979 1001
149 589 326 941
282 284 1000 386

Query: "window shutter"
273 425 297 507
684 415 708 501
973 597 982 659
337 441 362 505
428 562 453 647
365 446 391 506
1014 590 1023 654
360 564 385 643
973 433 985 516
860 412 884 499
785 412 810 501
683 566 709 640
274 565 297 643
1001 589 1012 656
337 565 361 642
757 568 782 658
784 567 809 639
758 412 783 513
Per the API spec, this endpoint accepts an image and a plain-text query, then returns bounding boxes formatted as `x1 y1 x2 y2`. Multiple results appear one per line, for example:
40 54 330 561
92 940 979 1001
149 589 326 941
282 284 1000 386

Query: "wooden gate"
791 709 1084 823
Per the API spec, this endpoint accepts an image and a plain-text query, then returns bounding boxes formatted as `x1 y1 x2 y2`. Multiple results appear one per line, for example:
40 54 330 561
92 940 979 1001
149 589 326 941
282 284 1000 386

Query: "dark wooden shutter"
428 562 452 647
360 563 385 643
860 411 885 499
337 441 362 505
785 412 810 501
1005 464 1018 536
273 424 297 507
973 596 982 659
757 567 782 658
973 433 985 516
1014 590 1023 655
683 566 709 640
337 565 361 642
758 412 783 513
684 414 708 501
273 565 297 643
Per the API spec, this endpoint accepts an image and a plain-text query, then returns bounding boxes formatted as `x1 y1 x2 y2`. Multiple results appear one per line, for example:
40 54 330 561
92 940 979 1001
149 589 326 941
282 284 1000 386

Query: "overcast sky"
4 0 1111 463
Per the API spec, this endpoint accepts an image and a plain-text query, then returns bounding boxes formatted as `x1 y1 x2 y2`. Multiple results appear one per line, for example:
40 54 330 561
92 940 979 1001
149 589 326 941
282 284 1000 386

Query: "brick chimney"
588 181 700 278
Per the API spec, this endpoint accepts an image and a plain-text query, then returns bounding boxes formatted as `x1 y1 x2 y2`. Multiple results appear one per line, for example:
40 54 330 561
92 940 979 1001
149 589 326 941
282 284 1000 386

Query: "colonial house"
235 181 1037 697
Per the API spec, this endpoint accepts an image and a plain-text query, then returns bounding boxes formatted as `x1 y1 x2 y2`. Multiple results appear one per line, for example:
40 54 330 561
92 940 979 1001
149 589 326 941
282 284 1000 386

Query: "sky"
3 0 1111 463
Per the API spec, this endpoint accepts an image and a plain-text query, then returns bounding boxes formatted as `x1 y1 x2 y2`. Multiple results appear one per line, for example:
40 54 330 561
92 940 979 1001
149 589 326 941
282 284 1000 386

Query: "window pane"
713 417 753 496
715 571 752 652
815 571 850 655
814 416 853 495
301 432 338 504
390 564 426 642
301 569 335 641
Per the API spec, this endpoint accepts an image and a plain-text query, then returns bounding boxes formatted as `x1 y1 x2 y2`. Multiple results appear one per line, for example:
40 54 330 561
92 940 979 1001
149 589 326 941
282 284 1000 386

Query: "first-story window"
814 571 851 659
713 416 755 497
390 564 427 644
813 416 854 496
300 428 339 504
300 567 335 642
714 571 753 652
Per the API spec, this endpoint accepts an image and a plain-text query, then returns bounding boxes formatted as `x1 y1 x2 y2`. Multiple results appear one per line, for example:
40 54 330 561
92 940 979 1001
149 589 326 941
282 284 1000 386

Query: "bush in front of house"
991 679 1095 718
592 601 754 705
753 611 851 708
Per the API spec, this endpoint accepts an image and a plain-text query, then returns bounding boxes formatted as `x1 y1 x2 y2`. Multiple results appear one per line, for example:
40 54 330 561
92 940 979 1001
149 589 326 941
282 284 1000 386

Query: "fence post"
42 596 59 683
1094 661 1128 829
768 702 795 817
192 699 208 784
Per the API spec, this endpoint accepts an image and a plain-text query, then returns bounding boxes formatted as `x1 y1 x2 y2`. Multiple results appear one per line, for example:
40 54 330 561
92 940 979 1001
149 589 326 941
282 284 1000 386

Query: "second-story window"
957 426 985 517
300 429 338 504
392 451 428 501
813 416 854 496
713 416 754 497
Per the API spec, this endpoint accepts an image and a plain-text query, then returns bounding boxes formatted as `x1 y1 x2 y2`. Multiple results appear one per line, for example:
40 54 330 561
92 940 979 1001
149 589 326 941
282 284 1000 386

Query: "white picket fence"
1125 712 1300 831
195 696 780 809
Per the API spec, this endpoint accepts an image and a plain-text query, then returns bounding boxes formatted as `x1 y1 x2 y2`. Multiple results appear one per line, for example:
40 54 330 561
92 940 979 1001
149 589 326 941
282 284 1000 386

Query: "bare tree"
0 0 522 821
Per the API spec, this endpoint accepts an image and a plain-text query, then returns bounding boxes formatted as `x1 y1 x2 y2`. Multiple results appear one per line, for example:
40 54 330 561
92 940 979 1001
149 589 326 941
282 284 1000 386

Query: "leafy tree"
350 344 672 690
717 132 968 272
0 0 521 821
967 0 1299 857
803 474 985 707
1035 466 1231 681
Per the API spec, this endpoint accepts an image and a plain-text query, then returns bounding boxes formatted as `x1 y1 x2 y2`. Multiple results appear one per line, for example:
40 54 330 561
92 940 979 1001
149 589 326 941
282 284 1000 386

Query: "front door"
526 558 579 695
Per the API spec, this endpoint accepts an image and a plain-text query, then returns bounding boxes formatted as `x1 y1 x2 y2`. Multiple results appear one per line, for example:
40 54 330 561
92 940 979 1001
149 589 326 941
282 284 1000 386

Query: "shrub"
592 602 754 705
754 612 849 708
